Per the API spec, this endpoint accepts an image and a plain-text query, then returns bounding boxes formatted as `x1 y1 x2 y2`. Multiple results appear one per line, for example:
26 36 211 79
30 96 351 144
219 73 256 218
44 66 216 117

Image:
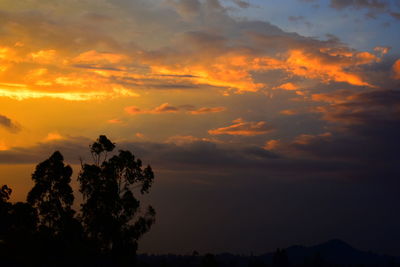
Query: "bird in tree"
78 135 155 263
27 151 75 236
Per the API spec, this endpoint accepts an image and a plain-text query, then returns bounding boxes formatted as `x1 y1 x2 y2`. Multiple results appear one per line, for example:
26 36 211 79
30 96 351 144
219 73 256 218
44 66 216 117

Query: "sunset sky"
1 0 400 256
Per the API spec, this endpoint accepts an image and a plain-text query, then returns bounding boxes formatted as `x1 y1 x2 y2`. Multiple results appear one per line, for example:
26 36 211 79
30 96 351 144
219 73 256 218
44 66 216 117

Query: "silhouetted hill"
259 239 398 265
138 239 400 266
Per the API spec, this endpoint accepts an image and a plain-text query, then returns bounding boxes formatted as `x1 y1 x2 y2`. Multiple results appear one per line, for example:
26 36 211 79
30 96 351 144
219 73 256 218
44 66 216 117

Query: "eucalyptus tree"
27 151 75 236
78 135 155 261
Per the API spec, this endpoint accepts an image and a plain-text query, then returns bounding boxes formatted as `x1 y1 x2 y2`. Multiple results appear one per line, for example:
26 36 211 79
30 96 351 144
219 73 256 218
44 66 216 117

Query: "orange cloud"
72 50 128 64
153 103 180 113
0 44 139 101
393 59 400 79
0 46 17 61
0 3 384 104
208 118 274 136
125 103 226 115
166 135 216 145
293 132 332 145
374 46 390 55
285 49 374 87
45 132 64 141
274 82 299 91
135 132 146 139
125 103 179 115
147 53 265 93
280 109 297 115
311 90 356 104
107 119 123 124
0 141 9 151
144 44 377 94
263 139 280 150
30 49 57 64
189 107 226 114
124 106 143 114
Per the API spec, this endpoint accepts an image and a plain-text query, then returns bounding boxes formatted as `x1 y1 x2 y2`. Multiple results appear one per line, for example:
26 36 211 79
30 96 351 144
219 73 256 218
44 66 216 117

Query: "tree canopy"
0 135 155 267
79 135 155 263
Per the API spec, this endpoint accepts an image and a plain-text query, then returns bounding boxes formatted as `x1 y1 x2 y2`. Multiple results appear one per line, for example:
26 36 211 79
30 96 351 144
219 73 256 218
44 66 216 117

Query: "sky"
0 0 400 256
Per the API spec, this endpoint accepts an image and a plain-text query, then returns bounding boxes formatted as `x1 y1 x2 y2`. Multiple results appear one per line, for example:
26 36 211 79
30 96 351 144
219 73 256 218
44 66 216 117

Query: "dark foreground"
137 240 400 267
1 239 399 266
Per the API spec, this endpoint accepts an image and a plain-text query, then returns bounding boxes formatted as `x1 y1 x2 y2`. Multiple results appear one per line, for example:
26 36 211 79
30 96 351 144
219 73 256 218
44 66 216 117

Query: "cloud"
72 50 128 65
188 106 226 114
166 135 217 145
390 11 400 19
280 109 298 115
0 114 21 133
138 9 384 93
124 106 143 114
152 103 180 113
208 118 274 136
285 89 400 163
0 135 279 169
0 0 388 102
29 49 57 64
0 136 91 164
125 103 225 115
330 0 388 10
124 103 180 114
311 89 400 125
167 0 201 17
231 0 250 8
374 46 391 56
393 59 400 79
107 119 123 124
263 139 281 150
45 132 64 141
273 82 300 91
329 0 400 20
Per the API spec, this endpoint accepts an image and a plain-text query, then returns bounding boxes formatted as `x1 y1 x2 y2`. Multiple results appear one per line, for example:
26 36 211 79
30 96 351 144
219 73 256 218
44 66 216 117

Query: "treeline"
0 136 155 267
137 250 334 267
136 251 399 267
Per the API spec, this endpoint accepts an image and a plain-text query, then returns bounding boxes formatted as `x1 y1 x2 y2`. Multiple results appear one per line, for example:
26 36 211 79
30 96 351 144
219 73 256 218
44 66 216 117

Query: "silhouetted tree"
0 186 40 266
27 151 75 236
78 135 155 263
0 184 12 202
0 185 12 241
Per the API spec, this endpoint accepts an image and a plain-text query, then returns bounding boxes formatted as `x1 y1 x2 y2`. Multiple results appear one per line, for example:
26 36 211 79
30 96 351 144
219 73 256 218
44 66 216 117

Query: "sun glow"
0 86 139 101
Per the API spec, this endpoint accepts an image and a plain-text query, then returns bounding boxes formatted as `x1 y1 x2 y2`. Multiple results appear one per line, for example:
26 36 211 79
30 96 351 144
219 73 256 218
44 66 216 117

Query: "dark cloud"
209 118 274 136
329 0 400 20
285 89 400 165
0 136 90 164
330 0 388 10
231 0 250 8
390 11 400 19
0 114 21 133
